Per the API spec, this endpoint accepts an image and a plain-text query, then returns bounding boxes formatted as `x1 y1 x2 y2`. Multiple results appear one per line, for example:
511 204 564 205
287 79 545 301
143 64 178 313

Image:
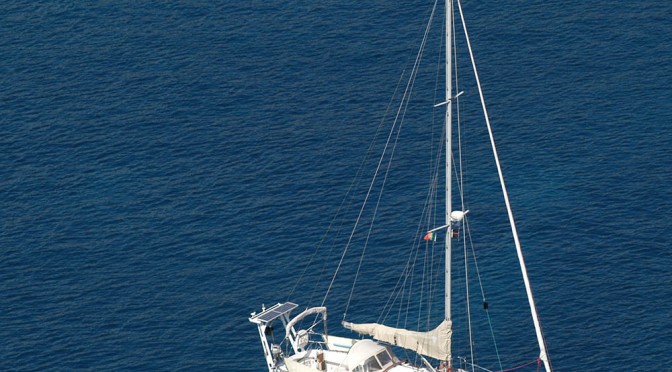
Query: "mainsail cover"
342 319 452 361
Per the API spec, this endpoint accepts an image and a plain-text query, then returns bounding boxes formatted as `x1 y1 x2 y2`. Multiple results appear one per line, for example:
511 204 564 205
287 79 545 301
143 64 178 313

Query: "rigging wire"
287 68 410 338
321 48 415 311
290 65 406 307
285 111 383 304
446 2 479 369
333 0 440 319
456 0 552 369
464 217 504 370
377 122 445 327
447 0 503 368
425 1 446 331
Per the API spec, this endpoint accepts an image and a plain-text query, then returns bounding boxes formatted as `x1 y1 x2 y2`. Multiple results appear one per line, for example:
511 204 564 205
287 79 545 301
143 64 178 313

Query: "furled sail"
342 319 452 361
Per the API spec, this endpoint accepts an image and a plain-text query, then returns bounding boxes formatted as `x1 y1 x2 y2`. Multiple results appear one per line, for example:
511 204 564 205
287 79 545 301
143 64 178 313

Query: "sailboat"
250 1 552 371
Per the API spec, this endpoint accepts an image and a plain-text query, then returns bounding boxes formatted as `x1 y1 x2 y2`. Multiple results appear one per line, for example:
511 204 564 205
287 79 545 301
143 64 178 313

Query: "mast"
444 0 454 334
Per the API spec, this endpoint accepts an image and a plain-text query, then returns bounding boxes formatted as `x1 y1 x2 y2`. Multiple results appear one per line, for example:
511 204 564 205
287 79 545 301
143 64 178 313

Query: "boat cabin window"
376 350 392 367
364 356 383 371
353 356 382 372
353 349 395 372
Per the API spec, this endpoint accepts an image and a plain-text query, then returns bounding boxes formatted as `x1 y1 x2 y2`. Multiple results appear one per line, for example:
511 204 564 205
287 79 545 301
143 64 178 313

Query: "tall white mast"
444 0 454 332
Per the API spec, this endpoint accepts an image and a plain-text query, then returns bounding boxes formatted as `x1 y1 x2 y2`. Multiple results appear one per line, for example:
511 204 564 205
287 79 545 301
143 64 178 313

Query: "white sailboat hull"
283 350 431 372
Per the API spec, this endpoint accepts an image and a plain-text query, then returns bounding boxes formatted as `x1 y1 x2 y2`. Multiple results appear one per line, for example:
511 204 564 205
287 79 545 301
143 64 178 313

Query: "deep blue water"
2 1 670 370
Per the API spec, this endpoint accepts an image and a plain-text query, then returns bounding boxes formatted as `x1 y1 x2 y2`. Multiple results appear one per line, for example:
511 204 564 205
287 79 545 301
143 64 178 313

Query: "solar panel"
252 302 298 324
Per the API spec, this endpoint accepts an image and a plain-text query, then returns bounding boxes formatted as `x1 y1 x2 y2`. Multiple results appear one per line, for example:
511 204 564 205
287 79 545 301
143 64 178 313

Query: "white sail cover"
342 319 452 361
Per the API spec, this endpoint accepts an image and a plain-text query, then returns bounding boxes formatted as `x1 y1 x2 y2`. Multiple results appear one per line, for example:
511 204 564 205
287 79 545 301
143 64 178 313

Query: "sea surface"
1 0 670 371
